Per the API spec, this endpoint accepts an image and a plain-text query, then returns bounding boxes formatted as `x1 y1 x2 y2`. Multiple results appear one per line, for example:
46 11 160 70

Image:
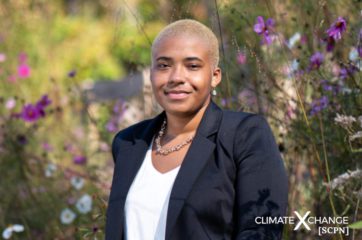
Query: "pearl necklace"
155 118 194 156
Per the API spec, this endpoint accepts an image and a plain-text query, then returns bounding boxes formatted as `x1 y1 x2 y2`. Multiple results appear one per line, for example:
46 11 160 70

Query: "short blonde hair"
151 19 220 68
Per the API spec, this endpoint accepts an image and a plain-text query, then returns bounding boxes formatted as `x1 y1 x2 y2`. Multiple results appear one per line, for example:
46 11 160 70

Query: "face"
150 35 221 117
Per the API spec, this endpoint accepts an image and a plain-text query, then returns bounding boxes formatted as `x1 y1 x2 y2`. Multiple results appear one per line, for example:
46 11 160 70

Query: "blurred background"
0 0 361 239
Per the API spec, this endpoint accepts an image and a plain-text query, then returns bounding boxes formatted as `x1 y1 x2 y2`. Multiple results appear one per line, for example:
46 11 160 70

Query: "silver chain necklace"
155 118 194 156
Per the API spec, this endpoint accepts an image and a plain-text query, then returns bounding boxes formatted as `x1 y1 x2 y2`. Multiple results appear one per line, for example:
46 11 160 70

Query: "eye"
188 64 201 70
157 63 169 69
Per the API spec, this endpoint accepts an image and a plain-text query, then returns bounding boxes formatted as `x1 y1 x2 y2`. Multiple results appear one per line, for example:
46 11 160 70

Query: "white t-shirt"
124 137 181 240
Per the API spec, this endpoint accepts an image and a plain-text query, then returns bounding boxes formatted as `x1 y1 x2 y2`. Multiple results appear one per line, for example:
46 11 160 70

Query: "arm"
233 114 288 240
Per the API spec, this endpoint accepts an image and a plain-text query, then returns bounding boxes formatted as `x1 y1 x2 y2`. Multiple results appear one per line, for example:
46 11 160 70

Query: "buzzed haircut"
151 19 220 68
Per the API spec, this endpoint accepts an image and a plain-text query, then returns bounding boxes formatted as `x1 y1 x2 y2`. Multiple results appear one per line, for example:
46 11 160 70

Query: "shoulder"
111 118 152 161
221 109 269 130
113 118 152 142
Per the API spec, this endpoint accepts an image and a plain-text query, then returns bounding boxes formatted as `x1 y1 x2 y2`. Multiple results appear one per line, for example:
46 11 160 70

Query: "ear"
211 67 222 88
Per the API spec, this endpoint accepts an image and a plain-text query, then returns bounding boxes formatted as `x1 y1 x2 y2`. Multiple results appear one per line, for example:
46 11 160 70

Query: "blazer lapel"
114 110 166 200
165 100 223 239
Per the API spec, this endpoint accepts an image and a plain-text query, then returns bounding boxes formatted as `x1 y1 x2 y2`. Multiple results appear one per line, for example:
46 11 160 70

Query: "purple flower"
21 104 41 122
309 52 324 70
17 134 28 145
106 120 117 132
73 155 87 165
68 70 76 78
326 17 347 41
36 95 51 108
253 16 275 45
339 64 359 79
310 96 329 116
324 36 336 52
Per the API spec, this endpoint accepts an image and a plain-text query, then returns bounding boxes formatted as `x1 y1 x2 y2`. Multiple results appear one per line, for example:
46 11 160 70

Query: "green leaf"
348 221 362 229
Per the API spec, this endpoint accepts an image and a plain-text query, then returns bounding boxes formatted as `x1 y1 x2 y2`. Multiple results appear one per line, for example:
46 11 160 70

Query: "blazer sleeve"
233 114 288 240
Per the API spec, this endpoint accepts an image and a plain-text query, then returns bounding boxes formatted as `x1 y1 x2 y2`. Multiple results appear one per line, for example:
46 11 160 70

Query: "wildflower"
18 53 27 64
36 95 51 109
70 176 85 190
76 194 92 214
291 59 299 72
45 163 57 177
17 135 27 145
106 120 117 133
236 52 247 65
5 98 16 110
287 32 301 48
7 75 17 83
68 70 76 78
324 36 336 52
349 131 362 141
326 17 347 41
2 224 24 239
310 96 329 116
73 155 87 165
17 63 31 78
334 113 356 128
60 208 76 224
309 52 324 70
0 53 6 62
339 64 359 79
349 47 359 62
253 16 275 45
21 104 41 122
42 142 53 152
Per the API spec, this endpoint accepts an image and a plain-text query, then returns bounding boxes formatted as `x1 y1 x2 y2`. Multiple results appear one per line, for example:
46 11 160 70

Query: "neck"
164 98 210 137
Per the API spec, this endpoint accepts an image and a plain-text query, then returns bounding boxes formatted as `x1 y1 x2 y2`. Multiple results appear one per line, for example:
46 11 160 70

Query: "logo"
255 211 350 237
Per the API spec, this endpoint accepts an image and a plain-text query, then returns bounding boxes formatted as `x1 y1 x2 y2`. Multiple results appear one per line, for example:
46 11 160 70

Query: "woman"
106 19 288 240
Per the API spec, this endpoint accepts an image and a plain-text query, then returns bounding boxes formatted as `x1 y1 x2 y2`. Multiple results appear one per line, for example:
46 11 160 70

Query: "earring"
211 88 217 96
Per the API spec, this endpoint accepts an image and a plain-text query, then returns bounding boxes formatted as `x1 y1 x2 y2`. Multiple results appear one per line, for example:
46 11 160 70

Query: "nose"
168 65 185 85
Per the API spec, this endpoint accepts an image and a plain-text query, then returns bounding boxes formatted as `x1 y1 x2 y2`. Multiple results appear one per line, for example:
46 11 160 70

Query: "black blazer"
106 99 288 240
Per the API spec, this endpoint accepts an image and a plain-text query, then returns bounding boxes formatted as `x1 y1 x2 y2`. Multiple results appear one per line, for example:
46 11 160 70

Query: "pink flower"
236 52 247 65
18 52 27 64
0 53 6 62
18 64 31 78
8 75 17 83
5 98 16 109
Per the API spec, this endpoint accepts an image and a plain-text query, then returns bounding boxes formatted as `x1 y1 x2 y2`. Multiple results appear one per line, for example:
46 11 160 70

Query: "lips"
164 89 191 100
165 89 191 94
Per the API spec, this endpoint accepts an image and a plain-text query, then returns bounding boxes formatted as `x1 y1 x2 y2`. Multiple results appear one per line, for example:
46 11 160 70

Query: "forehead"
152 35 211 61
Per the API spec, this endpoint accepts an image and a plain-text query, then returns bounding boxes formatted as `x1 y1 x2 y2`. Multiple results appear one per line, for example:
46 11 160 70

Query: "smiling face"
151 35 221 117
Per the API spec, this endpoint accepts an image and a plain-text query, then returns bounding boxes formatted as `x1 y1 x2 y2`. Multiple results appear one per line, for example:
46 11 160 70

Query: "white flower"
5 98 16 110
358 116 362 128
45 163 57 177
2 224 24 239
291 59 299 72
287 32 301 49
70 176 85 190
76 194 92 214
350 131 362 141
349 47 359 62
334 113 356 128
60 208 76 224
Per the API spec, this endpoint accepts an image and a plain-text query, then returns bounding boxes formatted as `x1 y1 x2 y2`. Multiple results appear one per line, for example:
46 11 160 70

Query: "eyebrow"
155 56 204 62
